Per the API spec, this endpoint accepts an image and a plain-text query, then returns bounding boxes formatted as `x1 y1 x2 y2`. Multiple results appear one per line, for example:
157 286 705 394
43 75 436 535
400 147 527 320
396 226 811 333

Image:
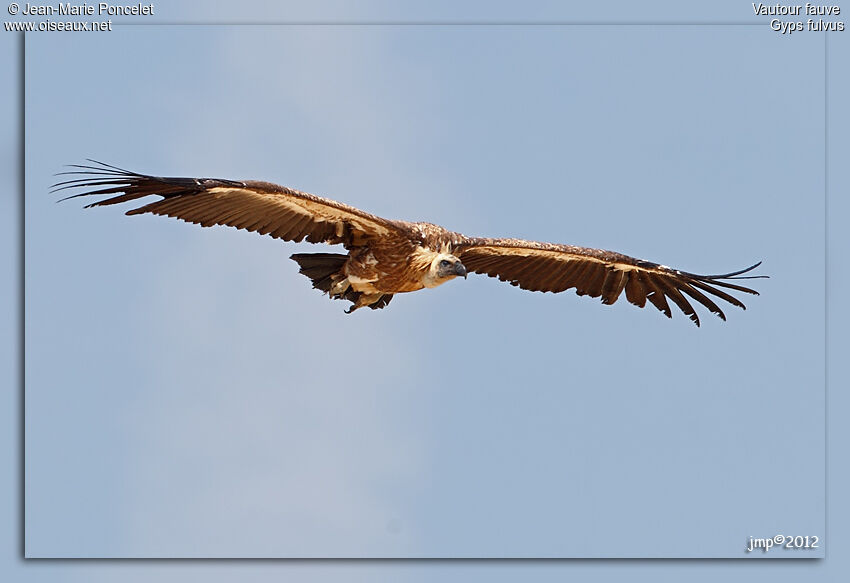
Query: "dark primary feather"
456 238 766 326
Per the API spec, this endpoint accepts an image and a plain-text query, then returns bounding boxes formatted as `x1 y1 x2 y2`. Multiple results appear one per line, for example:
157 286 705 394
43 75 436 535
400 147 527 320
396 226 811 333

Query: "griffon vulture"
53 161 765 325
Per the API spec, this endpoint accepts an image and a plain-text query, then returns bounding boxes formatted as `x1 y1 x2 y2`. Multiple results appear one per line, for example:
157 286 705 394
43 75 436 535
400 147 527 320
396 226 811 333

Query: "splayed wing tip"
694 261 767 281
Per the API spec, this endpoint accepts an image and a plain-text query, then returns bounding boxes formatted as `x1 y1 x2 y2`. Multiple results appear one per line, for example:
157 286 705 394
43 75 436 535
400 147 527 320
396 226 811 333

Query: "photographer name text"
19 2 153 16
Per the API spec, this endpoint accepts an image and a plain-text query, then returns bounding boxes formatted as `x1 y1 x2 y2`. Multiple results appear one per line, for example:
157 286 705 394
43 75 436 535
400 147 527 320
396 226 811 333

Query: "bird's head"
423 252 467 288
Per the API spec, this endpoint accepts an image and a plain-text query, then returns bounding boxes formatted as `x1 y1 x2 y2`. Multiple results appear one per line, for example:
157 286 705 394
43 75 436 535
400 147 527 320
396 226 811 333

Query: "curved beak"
454 262 468 279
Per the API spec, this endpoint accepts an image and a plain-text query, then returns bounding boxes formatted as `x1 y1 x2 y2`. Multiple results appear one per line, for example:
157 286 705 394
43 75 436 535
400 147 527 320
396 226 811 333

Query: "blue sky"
4 0 850 581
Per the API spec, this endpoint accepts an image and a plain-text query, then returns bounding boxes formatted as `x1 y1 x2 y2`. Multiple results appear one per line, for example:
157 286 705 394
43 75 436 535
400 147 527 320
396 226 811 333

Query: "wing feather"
456 237 765 326
643 277 673 319
687 279 747 310
624 271 648 308
54 161 402 247
678 282 726 322
654 277 699 326
600 269 628 305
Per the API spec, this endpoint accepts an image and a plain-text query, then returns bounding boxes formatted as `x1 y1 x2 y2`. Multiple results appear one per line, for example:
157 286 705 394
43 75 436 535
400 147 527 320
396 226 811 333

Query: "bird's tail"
290 253 349 293
290 253 394 312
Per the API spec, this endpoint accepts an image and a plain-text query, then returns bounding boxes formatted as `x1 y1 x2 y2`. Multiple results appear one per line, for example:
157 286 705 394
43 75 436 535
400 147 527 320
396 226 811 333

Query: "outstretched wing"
455 237 765 326
52 160 403 247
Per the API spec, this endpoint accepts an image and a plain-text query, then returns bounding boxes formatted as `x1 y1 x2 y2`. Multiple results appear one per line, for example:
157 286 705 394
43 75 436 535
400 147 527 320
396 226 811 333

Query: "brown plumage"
53 161 766 325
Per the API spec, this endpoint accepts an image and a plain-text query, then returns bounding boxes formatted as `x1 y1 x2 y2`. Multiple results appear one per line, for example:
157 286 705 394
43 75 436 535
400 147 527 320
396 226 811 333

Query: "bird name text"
753 3 845 33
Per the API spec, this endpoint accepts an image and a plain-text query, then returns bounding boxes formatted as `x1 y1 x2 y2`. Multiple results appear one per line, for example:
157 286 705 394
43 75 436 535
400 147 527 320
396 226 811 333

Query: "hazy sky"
4 0 849 581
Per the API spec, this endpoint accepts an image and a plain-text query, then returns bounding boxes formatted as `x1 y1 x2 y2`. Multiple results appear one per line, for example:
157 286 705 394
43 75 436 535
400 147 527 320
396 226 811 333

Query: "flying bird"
54 161 766 326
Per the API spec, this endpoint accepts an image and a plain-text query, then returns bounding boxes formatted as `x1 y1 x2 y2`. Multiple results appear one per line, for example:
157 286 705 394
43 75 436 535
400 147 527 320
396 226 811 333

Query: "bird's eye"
440 259 451 268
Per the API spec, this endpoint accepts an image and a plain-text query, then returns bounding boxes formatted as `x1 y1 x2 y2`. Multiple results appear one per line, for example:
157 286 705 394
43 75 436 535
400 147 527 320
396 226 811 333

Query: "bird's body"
54 161 765 325
291 221 468 312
